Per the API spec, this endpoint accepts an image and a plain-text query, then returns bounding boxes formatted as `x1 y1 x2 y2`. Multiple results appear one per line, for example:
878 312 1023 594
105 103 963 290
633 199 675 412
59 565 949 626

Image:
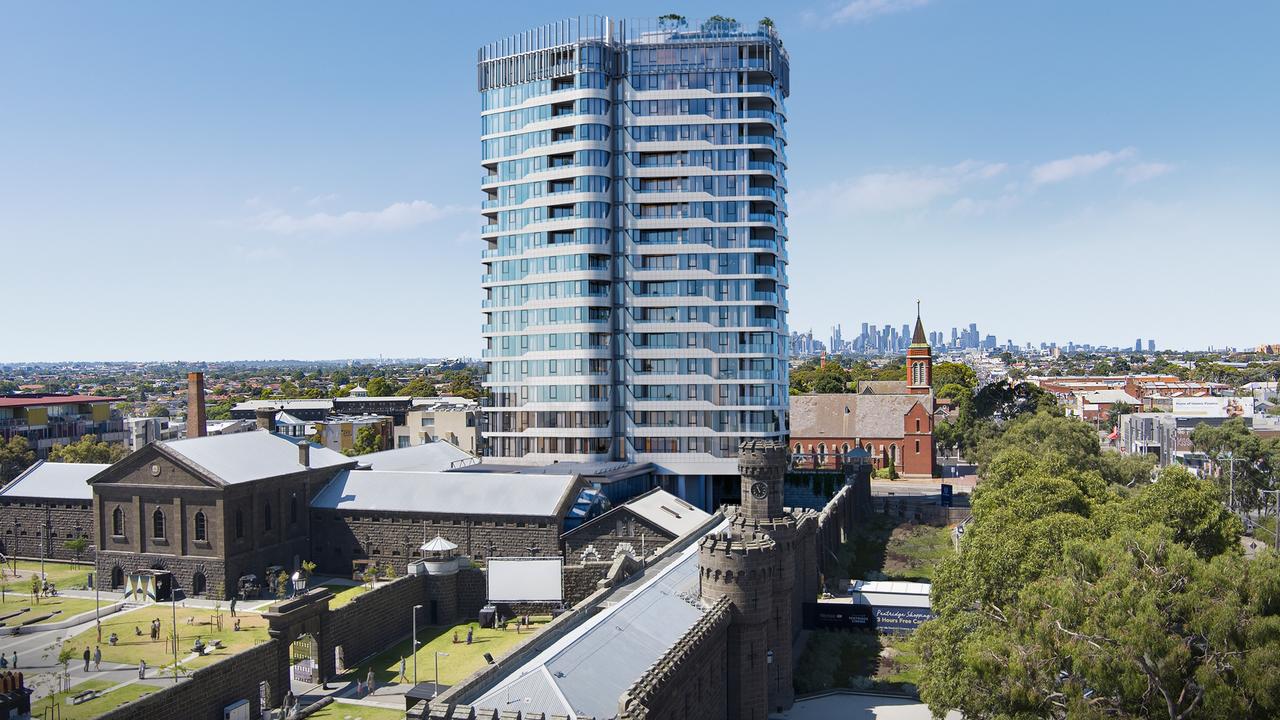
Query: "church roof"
790 393 933 440
857 380 909 395
911 311 928 346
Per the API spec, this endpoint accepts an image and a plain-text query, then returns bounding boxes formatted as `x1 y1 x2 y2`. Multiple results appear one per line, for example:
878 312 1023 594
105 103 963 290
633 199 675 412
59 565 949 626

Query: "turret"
738 439 788 521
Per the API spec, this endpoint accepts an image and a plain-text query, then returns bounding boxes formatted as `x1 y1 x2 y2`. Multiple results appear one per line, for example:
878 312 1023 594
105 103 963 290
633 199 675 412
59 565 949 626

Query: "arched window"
111 506 124 536
152 509 165 539
194 511 207 541
890 444 898 464
191 572 207 596
794 443 802 455
842 443 850 454
110 565 124 588
817 443 826 458
263 502 272 532
290 496 298 525
235 510 245 540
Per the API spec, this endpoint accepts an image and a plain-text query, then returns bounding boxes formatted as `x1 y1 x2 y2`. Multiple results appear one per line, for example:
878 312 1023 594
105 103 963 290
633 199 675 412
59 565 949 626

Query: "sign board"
487 557 563 603
1167 397 1254 418
940 484 953 507
802 602 874 631
871 605 936 631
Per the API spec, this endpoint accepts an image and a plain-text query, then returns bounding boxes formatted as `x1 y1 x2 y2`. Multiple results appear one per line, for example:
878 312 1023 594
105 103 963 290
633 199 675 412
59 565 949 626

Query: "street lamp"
412 604 422 686
433 651 449 698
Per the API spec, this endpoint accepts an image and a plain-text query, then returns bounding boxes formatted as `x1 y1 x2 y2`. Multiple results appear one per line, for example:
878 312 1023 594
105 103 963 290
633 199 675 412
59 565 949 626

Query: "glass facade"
479 16 790 473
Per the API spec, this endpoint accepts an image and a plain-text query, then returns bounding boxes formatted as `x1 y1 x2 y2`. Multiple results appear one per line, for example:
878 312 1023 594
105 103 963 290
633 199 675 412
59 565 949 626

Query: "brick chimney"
255 408 277 433
187 372 207 438
297 440 310 467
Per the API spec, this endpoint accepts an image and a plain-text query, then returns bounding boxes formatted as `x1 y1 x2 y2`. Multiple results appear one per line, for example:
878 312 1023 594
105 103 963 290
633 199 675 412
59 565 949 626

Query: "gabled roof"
619 489 711 539
310 469 580 518
352 442 473 472
0 461 108 500
151 431 352 485
856 380 909 395
791 393 932 440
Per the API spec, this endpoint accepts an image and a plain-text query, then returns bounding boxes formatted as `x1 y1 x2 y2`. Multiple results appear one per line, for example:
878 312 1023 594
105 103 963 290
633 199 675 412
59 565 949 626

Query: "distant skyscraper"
479 16 790 484
1148 339 1156 352
1135 338 1143 352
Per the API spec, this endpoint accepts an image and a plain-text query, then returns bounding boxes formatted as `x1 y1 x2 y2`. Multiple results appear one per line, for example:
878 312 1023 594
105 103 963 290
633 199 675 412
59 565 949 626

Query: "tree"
398 377 437 398
301 560 317 580
63 537 88 563
343 426 384 457
144 403 170 418
932 362 977 392
365 376 394 398
921 529 1278 719
0 436 36 485
1190 418 1278 512
48 435 129 464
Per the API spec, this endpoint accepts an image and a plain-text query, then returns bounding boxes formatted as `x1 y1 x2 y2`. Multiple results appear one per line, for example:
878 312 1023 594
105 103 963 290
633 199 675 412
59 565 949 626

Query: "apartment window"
194 511 207 542
111 506 124 536
152 509 165 540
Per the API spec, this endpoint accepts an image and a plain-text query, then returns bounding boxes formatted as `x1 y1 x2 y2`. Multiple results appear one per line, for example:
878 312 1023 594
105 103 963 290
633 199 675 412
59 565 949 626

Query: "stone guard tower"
699 439 814 717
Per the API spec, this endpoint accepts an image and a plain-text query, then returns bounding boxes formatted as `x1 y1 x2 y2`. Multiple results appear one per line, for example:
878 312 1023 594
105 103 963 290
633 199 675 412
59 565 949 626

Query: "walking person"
138 659 146 679
93 645 101 671
10 651 16 669
83 647 91 672
230 596 237 617
399 656 406 684
366 668 375 696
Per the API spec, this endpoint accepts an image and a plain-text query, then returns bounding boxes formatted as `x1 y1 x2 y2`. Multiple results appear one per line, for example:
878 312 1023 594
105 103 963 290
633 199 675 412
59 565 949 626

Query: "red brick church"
789 310 938 478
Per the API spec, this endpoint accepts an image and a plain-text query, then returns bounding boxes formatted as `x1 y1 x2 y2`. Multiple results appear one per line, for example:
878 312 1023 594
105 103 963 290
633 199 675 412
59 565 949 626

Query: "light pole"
412 604 422 686
433 651 449 698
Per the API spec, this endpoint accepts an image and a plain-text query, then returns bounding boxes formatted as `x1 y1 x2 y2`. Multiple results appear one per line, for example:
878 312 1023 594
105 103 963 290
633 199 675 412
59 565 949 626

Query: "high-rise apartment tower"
478 16 790 493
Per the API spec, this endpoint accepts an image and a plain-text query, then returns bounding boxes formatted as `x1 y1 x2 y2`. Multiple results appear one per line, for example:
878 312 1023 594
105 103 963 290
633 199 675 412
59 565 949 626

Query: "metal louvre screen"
486 557 564 603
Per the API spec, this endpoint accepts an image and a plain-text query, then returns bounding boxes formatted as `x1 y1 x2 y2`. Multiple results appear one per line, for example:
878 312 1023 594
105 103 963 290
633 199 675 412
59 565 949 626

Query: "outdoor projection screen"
487 557 563 603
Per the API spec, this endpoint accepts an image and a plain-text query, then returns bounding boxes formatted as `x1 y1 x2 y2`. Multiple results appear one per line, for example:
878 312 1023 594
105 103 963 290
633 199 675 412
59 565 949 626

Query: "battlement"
618 596 733 718
697 529 776 558
738 439 789 476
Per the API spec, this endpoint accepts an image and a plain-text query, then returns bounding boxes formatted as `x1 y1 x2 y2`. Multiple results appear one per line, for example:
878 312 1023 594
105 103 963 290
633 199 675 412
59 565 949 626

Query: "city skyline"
3 2 1278 361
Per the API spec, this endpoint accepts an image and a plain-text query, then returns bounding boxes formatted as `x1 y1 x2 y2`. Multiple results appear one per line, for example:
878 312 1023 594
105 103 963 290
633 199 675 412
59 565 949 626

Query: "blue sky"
2 1 1276 361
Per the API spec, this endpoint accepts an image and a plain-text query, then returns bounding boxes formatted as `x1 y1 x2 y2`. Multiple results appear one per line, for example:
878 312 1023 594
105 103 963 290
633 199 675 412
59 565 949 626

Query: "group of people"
0 651 15 669
80 646 102 672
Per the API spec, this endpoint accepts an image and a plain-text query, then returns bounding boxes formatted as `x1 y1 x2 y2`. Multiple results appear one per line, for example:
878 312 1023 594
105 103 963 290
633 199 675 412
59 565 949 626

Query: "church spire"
911 300 928 346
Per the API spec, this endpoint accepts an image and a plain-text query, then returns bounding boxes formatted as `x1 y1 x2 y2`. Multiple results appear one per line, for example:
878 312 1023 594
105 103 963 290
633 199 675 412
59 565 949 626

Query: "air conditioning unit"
223 699 250 720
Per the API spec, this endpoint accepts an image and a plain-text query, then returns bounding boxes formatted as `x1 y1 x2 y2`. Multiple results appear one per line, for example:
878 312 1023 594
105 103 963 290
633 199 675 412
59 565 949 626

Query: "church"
789 310 938 478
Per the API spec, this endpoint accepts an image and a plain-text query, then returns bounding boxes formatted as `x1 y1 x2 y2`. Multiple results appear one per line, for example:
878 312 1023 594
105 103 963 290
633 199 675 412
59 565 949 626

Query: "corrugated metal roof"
354 442 473 472
0 461 108 500
472 530 719 719
159 431 351 484
0 394 122 408
310 469 576 517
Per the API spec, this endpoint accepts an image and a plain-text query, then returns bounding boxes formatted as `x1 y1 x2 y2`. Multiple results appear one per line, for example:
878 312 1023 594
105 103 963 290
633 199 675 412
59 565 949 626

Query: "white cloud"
830 0 931 24
1118 162 1175 185
306 193 340 207
819 161 1006 214
1031 148 1136 186
251 200 461 235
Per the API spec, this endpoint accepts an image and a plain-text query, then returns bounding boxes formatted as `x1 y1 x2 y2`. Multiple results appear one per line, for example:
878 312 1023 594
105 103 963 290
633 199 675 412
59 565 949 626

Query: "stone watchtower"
698 439 801 717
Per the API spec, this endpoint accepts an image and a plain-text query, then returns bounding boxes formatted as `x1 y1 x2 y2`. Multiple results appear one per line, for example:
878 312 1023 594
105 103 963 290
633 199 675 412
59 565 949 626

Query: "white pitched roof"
310 469 577 517
352 442 472 472
624 489 712 539
159 431 351 484
0 461 107 500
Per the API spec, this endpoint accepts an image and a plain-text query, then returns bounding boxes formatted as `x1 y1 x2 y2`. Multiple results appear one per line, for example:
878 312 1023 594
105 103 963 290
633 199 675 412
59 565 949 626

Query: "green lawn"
306 701 406 720
794 630 921 696
319 582 372 609
0 594 99 626
834 514 955 586
65 606 269 670
0 560 93 593
340 618 549 687
29 679 158 720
